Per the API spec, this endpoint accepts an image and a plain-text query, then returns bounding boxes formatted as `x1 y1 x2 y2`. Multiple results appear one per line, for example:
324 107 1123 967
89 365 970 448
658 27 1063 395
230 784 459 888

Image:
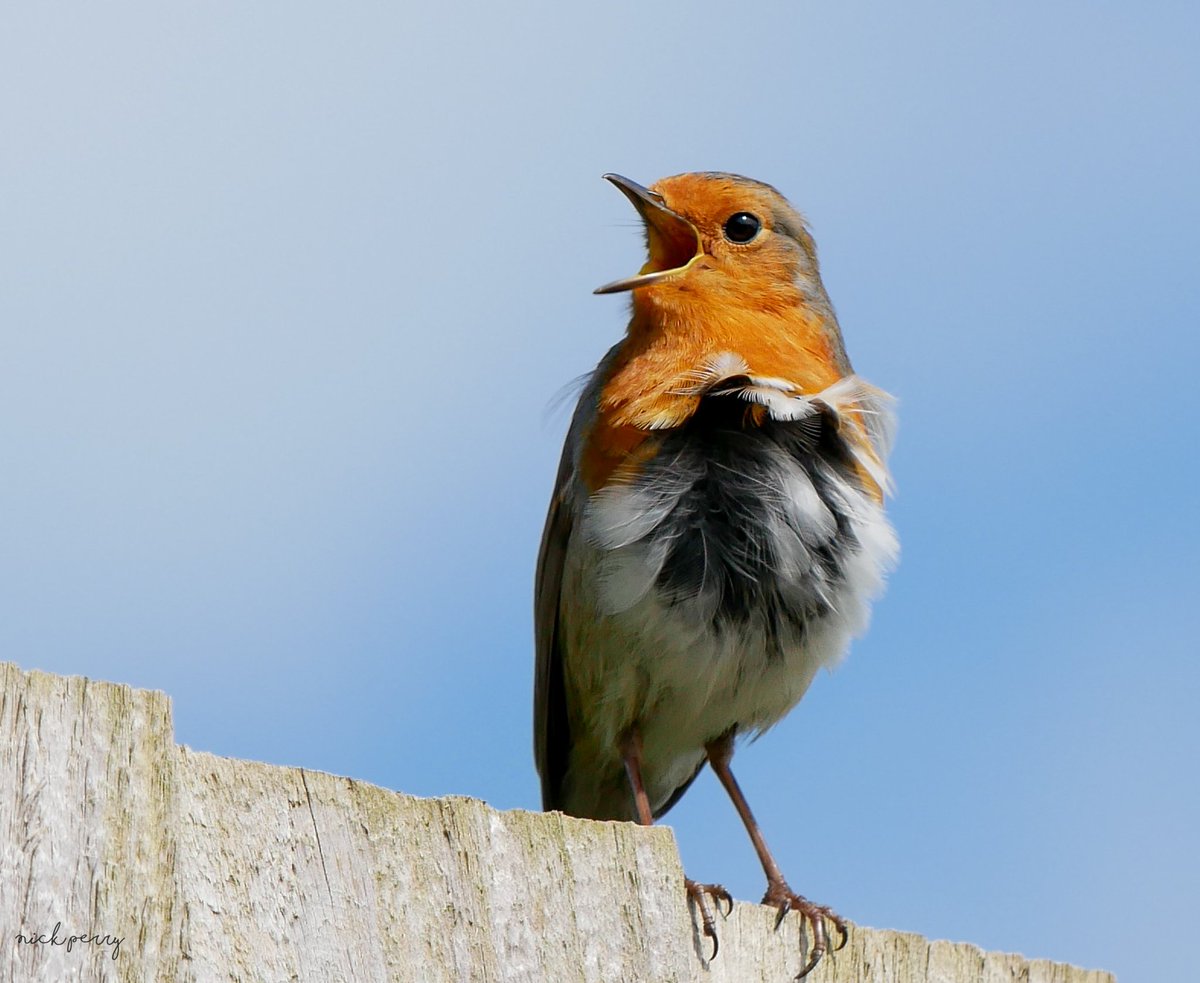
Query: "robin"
534 172 897 978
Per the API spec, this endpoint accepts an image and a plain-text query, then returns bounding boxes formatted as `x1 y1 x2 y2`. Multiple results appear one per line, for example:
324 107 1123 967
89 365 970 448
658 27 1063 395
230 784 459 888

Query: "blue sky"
2 4 1196 980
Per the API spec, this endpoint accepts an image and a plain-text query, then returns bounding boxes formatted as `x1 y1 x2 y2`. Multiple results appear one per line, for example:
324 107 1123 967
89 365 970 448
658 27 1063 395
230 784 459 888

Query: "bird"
534 172 897 979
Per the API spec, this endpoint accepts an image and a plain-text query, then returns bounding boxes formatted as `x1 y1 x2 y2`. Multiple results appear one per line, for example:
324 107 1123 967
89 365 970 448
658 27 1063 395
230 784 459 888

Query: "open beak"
594 174 704 294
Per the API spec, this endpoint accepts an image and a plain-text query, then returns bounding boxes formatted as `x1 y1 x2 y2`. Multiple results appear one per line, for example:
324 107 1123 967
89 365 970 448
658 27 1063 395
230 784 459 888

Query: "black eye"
723 212 761 243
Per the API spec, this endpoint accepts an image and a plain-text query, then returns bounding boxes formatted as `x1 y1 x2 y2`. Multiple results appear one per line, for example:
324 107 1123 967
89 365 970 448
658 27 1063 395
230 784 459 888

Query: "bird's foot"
762 880 848 979
684 878 733 960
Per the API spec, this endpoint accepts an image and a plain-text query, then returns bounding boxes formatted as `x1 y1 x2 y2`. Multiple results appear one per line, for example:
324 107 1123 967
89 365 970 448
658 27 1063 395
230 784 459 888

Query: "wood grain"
0 664 1115 983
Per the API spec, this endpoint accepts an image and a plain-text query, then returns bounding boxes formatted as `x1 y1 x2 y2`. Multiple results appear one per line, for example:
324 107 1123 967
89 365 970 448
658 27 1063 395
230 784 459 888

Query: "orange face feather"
580 172 879 495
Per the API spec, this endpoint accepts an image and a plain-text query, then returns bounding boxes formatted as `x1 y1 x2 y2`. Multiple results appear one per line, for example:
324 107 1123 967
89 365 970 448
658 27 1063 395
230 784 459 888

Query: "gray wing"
533 434 576 810
534 351 620 812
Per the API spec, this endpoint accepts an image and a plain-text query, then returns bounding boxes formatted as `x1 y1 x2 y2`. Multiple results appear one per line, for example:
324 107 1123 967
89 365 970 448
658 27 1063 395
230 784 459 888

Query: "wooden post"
0 663 1115 983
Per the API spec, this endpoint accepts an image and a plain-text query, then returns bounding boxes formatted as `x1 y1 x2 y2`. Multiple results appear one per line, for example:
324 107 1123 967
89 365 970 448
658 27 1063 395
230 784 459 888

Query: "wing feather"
533 435 576 810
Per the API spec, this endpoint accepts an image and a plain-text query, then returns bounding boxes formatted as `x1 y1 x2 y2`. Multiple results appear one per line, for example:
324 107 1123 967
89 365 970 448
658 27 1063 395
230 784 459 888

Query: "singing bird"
534 172 897 978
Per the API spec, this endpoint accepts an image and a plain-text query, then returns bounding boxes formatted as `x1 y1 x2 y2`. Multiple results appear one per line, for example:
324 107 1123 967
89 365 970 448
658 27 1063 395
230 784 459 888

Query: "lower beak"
594 174 703 294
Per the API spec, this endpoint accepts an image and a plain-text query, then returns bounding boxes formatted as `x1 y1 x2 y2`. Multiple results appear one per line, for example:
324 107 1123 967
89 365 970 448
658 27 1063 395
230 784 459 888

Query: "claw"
685 879 732 962
794 942 825 981
794 915 828 980
773 895 792 929
833 918 849 952
762 881 848 980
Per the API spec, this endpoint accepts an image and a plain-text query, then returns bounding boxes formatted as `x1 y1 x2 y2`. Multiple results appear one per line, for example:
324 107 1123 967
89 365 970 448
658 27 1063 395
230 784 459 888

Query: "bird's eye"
723 212 761 244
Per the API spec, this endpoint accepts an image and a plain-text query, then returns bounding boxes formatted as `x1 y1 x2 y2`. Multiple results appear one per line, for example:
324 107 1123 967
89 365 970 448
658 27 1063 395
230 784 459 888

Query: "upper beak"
594 174 704 294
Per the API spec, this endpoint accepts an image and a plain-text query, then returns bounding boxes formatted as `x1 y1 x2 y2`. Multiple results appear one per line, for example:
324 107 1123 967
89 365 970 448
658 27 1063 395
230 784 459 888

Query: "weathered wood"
0 663 1114 982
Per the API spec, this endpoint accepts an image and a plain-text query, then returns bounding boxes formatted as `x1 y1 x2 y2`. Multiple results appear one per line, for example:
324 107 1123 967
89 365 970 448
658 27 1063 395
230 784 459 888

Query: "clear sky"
2 4 1196 981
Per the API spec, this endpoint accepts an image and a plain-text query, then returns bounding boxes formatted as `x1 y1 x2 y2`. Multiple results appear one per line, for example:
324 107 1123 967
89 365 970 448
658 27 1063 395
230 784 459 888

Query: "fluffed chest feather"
563 372 898 755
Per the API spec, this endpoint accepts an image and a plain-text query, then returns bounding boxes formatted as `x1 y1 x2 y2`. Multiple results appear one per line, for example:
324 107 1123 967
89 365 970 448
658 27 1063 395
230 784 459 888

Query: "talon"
833 918 849 951
794 940 826 980
762 881 847 979
798 916 828 979
708 883 734 918
773 896 792 930
685 879 730 963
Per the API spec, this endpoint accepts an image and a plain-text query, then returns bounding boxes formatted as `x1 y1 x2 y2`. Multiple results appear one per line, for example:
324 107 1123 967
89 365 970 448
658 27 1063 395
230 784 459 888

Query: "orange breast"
580 299 847 492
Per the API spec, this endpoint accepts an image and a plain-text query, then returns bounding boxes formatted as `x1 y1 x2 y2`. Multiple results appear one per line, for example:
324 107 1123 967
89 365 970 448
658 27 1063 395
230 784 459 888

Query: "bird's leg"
620 727 655 826
620 727 731 959
704 731 848 980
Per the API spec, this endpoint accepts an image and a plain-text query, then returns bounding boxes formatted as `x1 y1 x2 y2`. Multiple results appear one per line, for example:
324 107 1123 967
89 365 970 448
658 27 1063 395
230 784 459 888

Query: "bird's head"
595 172 835 322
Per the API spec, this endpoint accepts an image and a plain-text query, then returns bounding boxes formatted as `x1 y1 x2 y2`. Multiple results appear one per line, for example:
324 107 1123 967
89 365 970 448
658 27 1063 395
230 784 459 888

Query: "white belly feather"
559 371 898 816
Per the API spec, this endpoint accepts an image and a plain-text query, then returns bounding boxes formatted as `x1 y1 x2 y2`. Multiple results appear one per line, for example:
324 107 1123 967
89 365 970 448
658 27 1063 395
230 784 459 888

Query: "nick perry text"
15 922 124 961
